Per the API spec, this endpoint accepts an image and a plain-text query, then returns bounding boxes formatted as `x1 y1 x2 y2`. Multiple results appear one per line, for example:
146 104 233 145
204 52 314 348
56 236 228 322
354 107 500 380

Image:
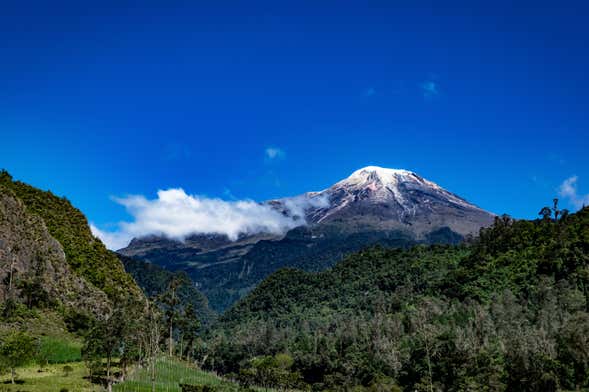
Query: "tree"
160 276 182 356
178 303 200 359
141 298 162 392
18 277 48 309
553 198 561 221
0 331 37 384
83 297 144 392
411 300 444 392
539 206 552 220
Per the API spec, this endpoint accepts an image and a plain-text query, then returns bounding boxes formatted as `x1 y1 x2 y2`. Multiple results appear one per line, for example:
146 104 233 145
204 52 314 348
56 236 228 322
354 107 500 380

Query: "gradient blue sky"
2 1 588 232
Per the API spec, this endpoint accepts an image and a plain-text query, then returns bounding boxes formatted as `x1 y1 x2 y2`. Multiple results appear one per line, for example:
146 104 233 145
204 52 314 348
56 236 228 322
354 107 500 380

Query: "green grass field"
114 357 242 392
0 359 238 392
38 336 83 364
1 356 274 392
0 361 100 392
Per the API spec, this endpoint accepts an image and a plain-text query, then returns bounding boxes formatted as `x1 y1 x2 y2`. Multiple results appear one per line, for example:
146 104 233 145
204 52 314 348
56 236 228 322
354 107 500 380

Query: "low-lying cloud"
559 176 589 210
91 188 329 250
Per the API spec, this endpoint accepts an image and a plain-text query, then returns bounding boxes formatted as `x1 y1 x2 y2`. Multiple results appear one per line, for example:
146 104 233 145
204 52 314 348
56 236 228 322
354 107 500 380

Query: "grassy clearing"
114 357 276 392
0 357 273 392
114 357 239 392
0 361 100 392
38 336 82 364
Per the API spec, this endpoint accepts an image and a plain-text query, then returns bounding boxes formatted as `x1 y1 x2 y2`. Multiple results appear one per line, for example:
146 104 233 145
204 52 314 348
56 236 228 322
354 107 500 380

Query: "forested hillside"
119 254 217 325
205 205 589 391
0 170 141 301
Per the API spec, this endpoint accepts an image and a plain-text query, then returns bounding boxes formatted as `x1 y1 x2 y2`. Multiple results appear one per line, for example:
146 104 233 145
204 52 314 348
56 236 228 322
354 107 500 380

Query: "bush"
62 308 94 334
63 365 73 376
0 299 38 321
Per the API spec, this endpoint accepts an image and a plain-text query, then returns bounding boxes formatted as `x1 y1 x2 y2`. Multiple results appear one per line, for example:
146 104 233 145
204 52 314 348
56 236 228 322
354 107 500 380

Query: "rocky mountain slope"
0 170 142 303
120 167 495 311
0 170 217 358
0 188 109 316
0 170 147 326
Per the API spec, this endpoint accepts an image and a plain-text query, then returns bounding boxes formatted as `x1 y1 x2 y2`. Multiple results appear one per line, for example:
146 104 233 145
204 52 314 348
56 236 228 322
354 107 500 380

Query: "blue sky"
2 1 588 243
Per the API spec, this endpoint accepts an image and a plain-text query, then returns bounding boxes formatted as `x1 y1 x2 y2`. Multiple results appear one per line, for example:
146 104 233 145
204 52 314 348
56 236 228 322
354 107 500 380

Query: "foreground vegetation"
205 203 589 391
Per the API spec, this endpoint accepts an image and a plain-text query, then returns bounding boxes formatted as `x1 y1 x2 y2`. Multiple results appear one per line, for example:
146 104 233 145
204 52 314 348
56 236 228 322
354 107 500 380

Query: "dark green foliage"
82 296 147 388
0 170 139 301
205 207 589 391
62 308 94 334
237 353 304 390
119 254 216 326
17 276 51 309
0 298 38 321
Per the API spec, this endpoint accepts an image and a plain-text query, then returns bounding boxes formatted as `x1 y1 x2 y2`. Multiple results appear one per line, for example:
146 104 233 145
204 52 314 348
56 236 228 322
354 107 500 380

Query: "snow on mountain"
272 166 494 237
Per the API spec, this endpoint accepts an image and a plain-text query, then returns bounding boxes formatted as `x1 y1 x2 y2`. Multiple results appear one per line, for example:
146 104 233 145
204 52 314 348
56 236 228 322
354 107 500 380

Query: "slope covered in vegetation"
0 170 141 301
206 207 589 391
119 254 217 325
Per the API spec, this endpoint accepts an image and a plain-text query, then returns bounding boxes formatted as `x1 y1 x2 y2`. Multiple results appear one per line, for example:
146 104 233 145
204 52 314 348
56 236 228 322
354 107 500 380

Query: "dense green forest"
203 205 589 391
119 254 217 326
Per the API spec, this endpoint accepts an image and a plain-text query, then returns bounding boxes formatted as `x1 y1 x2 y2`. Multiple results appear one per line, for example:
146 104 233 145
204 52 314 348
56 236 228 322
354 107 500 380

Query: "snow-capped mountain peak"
346 166 415 182
337 166 421 191
266 166 494 237
296 166 494 236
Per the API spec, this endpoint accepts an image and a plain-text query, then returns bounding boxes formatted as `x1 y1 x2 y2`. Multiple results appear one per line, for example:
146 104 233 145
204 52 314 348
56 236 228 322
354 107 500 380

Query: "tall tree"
178 303 200 359
160 276 182 356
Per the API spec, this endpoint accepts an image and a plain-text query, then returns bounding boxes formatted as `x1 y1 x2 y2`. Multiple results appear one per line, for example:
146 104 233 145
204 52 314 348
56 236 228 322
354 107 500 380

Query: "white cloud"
558 176 589 210
92 188 328 250
265 147 285 161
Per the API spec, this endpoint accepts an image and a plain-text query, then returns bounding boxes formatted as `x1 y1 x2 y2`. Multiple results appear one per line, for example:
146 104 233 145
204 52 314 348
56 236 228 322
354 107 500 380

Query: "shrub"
63 365 73 376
